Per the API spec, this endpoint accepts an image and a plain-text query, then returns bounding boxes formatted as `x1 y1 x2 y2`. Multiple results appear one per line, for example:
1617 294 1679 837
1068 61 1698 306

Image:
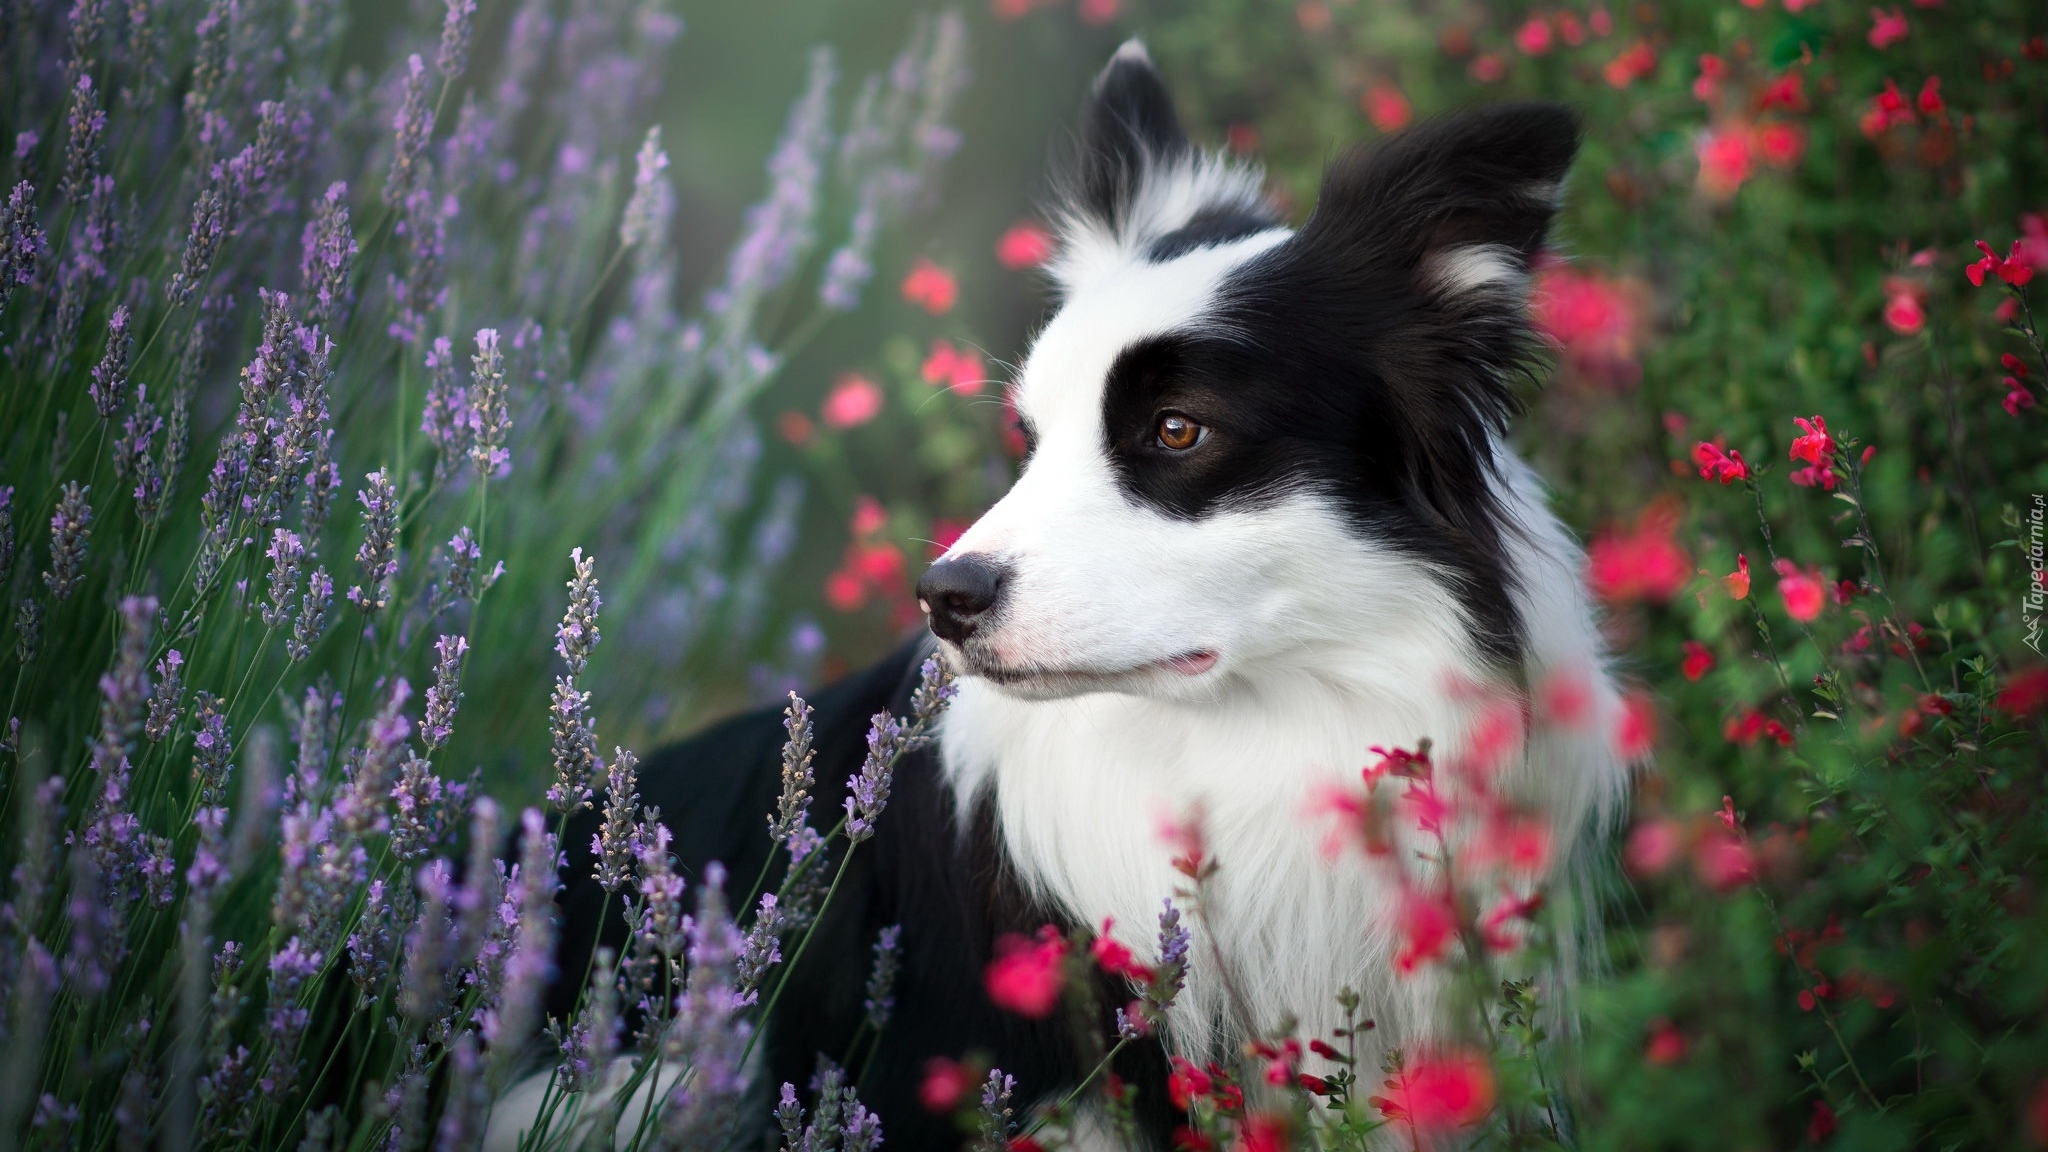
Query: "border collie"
531 41 1628 1151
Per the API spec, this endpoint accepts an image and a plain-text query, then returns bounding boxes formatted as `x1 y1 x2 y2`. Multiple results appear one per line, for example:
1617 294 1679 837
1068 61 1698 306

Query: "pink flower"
1531 261 1643 385
1602 41 1657 89
1860 79 1916 137
822 373 883 428
1616 692 1658 760
1788 414 1837 489
1077 0 1119 25
1754 122 1806 168
921 338 986 395
1363 83 1411 132
985 927 1067 1017
1693 440 1750 483
2006 387 2037 417
1760 74 1805 111
1867 6 1909 50
1089 919 1154 982
1774 559 1827 621
824 569 865 612
1513 16 1553 55
995 221 1053 269
1693 54 1728 103
1696 126 1754 198
1586 500 1690 604
919 1058 972 1112
1916 76 1945 115
1371 1049 1495 1132
1680 641 1715 682
1884 291 1925 335
1996 668 2048 719
1392 886 1458 976
1692 829 1757 891
900 257 959 313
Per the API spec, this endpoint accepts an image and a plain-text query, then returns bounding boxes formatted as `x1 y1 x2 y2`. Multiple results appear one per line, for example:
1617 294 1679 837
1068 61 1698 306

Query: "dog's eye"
1154 412 1205 451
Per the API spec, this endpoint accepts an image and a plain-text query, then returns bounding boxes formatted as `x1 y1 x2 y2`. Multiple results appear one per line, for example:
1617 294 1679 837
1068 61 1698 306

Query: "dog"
527 41 1628 1152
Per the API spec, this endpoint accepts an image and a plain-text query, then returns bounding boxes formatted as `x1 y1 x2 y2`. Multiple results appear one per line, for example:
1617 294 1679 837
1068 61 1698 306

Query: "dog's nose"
917 555 1007 643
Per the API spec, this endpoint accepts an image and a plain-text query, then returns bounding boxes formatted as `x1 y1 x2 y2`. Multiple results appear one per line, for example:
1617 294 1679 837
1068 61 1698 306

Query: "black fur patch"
1100 103 1583 669
1143 210 1281 262
1075 47 1192 234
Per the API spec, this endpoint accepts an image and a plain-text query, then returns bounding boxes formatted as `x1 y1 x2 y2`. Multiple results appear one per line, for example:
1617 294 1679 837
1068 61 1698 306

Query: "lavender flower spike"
843 712 900 844
144 649 184 741
88 305 131 419
61 74 105 203
556 547 601 674
436 0 478 80
420 336 470 474
483 808 560 1085
262 529 304 629
43 482 92 600
619 127 673 250
385 56 434 209
0 183 46 318
167 188 227 306
299 182 354 327
0 486 13 588
593 747 640 892
863 924 902 1031
288 568 331 660
345 469 398 613
546 677 596 814
421 634 467 750
769 692 815 847
467 327 509 478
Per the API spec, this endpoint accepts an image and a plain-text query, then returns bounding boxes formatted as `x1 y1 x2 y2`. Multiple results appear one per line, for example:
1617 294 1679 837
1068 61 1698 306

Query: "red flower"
919 1058 972 1112
1602 41 1657 89
850 494 888 538
1586 500 1691 604
1696 126 1754 198
1076 0 1119 25
1363 83 1412 133
921 338 987 396
1760 73 1805 110
2027 1079 2048 1148
1644 1019 1688 1065
985 927 1067 1017
1393 886 1458 976
1775 559 1827 622
1531 261 1643 385
1867 6 1909 50
1788 415 1837 489
1236 1114 1288 1152
995 221 1053 269
1693 54 1727 103
1009 1139 1046 1152
1372 1049 1496 1132
1172 1127 1215 1152
2009 387 2039 416
1297 1073 1331 1095
1754 122 1806 168
1807 1099 1838 1143
1625 818 1683 876
1168 1057 1213 1111
1726 709 1795 747
1996 667 2048 718
1309 1039 1345 1062
1693 440 1750 483
822 374 884 429
1467 52 1506 84
1724 553 1752 600
1090 919 1155 982
1680 641 1715 682
2004 352 2030 377
1251 1039 1302 1086
901 257 959 313
1968 239 2036 287
1916 75 1945 115
1513 16 1553 55
1861 79 1916 137
824 569 865 612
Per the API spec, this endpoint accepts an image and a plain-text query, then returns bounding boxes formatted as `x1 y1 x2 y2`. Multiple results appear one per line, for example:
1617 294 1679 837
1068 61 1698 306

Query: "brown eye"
1155 412 1204 451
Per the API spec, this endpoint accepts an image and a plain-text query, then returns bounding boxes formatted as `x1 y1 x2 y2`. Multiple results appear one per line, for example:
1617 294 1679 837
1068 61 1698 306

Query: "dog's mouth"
960 648 1219 690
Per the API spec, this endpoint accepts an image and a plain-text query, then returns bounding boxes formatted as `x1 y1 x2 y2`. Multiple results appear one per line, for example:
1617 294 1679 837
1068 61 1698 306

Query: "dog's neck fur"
936 454 1625 1067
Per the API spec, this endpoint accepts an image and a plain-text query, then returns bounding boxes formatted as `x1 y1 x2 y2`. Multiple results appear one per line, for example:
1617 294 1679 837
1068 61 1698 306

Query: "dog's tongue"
1163 650 1218 676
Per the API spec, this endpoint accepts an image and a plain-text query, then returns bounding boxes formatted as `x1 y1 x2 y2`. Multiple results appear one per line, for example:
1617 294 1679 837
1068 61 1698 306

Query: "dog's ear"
1049 43 1275 294
1075 41 1192 232
1297 102 1580 299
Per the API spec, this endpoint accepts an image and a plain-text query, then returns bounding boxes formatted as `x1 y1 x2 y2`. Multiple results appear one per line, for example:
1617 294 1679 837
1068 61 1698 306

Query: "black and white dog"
535 41 1627 1151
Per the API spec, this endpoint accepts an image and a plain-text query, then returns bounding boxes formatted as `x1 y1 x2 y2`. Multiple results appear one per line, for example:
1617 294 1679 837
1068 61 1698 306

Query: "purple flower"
61 75 105 204
421 634 468 749
87 304 130 419
346 878 399 1004
186 805 229 901
289 568 331 661
183 0 230 120
593 747 640 892
863 924 902 1030
190 690 232 805
42 483 91 600
554 946 619 1093
389 751 449 861
263 528 305 630
399 860 456 1023
482 808 559 1079
143 650 184 742
436 0 478 79
707 47 837 318
632 822 687 970
420 336 471 473
346 469 399 613
467 327 509 477
385 55 435 209
14 599 42 665
843 712 900 843
13 131 37 159
167 187 227 306
619 127 672 250
555 546 601 673
770 693 816 849
299 182 355 327
0 182 44 318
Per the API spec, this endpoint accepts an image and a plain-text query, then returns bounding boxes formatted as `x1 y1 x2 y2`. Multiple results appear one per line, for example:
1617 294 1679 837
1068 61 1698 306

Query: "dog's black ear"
1297 102 1580 294
1076 40 1192 232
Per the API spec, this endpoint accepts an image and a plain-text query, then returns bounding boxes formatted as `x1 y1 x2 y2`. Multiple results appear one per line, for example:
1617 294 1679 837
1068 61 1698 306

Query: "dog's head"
919 42 1579 701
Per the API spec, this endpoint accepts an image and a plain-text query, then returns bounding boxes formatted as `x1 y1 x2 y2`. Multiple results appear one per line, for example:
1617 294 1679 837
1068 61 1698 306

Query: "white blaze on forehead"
1015 229 1291 440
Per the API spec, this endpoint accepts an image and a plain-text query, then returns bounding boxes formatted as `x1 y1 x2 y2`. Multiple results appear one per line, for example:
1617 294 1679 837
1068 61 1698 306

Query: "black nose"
916 555 1007 643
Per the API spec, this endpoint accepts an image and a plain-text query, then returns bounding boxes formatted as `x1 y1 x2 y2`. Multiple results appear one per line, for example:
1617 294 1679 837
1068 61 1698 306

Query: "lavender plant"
0 0 970 1145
